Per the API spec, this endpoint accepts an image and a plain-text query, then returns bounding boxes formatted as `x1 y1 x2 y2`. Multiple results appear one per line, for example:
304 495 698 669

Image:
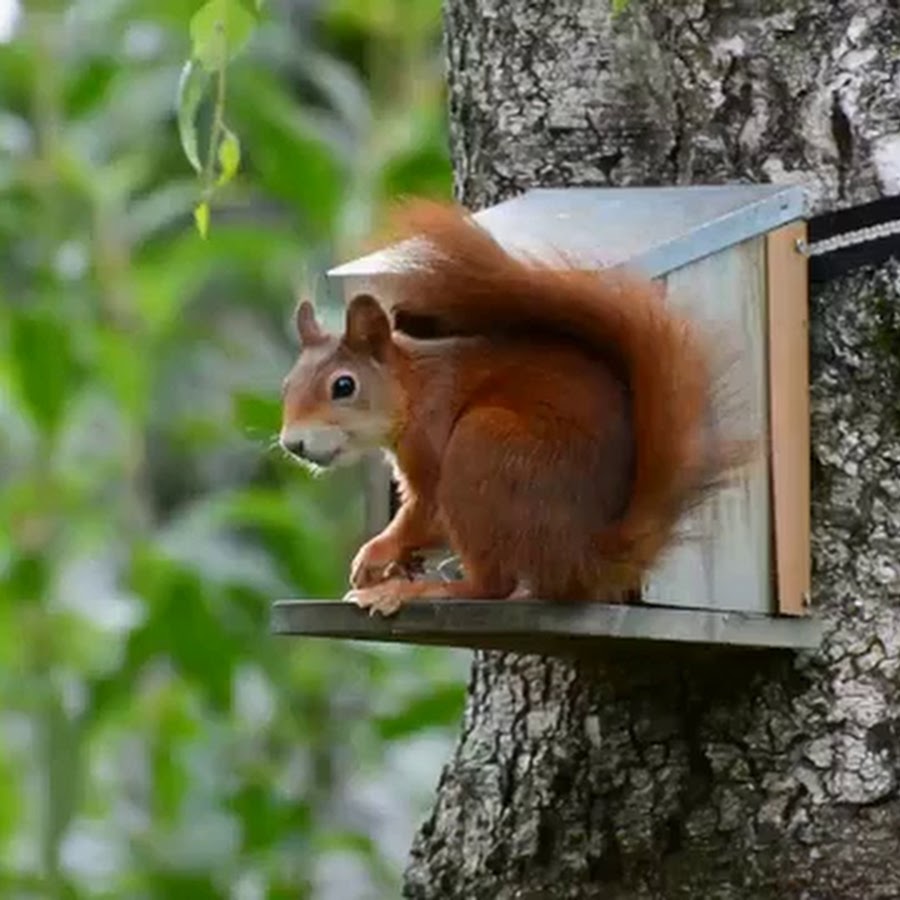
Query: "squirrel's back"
384 200 746 582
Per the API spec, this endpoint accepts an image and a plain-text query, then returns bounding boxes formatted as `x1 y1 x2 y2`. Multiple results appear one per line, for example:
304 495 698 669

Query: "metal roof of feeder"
328 184 808 281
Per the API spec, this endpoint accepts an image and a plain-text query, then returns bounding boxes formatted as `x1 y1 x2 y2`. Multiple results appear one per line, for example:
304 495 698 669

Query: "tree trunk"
403 1 900 898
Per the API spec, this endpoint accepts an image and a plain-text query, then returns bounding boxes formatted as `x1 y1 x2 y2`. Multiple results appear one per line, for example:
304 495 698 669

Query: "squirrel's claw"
344 583 406 617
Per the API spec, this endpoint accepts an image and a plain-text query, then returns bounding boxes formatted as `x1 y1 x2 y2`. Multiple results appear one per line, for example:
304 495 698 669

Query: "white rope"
798 218 900 257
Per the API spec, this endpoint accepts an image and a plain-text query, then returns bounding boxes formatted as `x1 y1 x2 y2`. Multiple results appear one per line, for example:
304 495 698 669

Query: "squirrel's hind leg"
436 406 604 602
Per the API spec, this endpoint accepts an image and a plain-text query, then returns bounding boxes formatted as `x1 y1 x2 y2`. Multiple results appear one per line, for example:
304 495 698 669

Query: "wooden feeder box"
273 185 822 655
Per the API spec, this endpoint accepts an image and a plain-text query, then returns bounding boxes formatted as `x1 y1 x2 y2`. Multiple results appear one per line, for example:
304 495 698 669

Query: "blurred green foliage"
0 0 464 897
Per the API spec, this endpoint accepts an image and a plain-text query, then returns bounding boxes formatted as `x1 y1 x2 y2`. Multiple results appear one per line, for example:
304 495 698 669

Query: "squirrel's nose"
282 437 305 458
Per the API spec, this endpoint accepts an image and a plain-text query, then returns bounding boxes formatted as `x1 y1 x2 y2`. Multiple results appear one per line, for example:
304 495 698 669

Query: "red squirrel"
279 200 749 616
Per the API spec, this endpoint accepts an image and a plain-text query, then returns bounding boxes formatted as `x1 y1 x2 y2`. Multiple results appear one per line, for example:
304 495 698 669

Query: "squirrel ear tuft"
295 299 325 346
344 294 391 360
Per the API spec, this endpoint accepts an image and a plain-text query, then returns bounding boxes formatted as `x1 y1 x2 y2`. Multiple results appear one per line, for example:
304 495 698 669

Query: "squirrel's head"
279 293 399 472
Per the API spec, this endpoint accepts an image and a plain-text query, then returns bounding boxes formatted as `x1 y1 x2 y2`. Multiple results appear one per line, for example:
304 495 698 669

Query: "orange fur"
280 200 750 615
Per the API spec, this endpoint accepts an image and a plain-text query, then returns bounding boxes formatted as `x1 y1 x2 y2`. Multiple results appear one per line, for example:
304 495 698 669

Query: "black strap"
806 193 900 283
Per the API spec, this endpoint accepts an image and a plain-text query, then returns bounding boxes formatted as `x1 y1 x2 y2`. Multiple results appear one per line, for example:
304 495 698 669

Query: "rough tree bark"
403 2 900 898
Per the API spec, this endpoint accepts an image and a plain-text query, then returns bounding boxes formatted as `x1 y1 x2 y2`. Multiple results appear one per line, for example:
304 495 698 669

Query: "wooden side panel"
766 222 811 616
643 238 772 613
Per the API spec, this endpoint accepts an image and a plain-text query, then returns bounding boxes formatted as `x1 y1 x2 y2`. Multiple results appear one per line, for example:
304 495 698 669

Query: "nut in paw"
350 539 426 589
350 537 405 588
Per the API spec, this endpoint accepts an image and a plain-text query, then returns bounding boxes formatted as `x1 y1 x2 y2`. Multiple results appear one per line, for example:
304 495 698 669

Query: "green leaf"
10 312 80 435
611 0 630 14
189 0 256 73
325 0 442 39
176 59 210 174
228 72 344 229
7 553 49 607
194 201 210 238
232 391 278 436
96 331 150 419
0 744 22 847
216 127 241 185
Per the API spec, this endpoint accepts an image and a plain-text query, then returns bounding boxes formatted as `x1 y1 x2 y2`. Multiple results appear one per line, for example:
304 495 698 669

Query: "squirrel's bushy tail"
384 199 752 580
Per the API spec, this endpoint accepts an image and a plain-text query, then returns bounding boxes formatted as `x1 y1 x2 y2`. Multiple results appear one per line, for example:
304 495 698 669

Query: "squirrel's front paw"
350 537 422 589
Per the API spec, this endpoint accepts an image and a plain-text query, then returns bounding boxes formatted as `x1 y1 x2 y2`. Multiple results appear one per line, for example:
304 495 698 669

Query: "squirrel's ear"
344 294 391 360
295 299 324 347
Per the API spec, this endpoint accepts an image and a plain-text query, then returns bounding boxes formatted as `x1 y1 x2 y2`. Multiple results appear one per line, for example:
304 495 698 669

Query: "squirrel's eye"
331 374 357 400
